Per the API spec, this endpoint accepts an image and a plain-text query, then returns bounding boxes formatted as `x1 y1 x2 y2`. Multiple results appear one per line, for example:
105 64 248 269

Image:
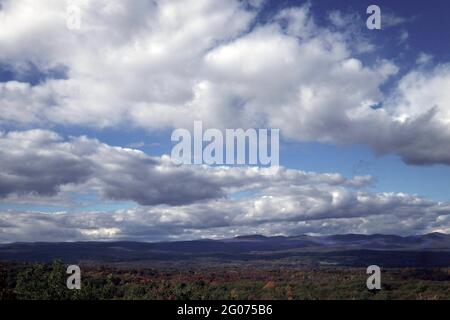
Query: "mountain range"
1 233 449 267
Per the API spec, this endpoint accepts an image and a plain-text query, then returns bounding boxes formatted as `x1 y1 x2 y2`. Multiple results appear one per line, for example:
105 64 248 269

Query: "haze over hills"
0 233 449 267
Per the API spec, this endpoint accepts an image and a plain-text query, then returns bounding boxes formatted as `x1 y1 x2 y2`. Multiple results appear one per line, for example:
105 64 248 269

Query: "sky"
0 0 450 242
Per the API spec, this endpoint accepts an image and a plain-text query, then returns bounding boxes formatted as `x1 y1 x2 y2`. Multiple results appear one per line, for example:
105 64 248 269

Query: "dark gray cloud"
0 130 225 206
94 156 226 206
0 130 94 197
0 129 373 206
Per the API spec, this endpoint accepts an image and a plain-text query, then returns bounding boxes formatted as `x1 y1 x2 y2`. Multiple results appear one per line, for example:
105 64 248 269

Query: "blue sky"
0 0 450 241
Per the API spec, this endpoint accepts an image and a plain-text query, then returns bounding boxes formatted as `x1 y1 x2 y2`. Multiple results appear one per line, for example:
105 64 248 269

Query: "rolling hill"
0 233 449 267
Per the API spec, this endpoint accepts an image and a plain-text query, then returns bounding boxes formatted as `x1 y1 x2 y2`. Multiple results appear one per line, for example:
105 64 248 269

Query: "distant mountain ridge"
0 233 449 267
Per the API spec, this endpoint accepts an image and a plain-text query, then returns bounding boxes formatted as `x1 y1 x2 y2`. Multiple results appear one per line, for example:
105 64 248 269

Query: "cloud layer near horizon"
0 129 449 242
1 191 449 242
